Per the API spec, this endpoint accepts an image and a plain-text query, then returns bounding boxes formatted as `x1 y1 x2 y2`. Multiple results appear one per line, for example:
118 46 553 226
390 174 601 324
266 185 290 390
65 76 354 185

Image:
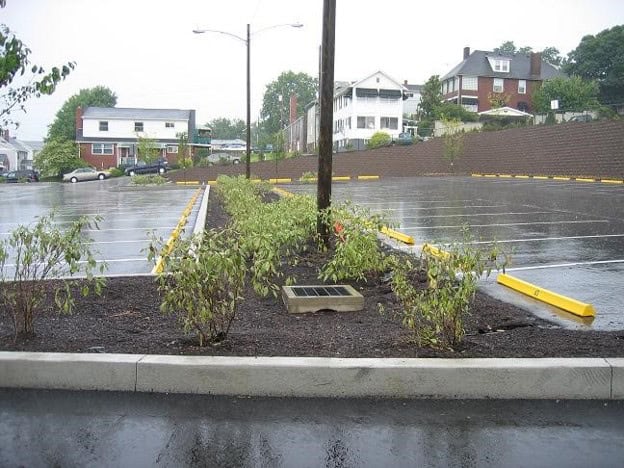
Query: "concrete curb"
1 352 622 399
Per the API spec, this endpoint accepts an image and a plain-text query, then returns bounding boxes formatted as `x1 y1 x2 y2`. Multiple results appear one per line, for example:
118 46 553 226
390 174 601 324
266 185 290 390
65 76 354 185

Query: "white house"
0 131 41 172
76 107 211 168
331 71 408 151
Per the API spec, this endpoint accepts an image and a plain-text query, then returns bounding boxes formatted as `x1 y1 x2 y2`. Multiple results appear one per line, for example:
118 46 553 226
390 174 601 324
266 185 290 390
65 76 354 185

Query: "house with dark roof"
75 107 211 168
440 47 565 113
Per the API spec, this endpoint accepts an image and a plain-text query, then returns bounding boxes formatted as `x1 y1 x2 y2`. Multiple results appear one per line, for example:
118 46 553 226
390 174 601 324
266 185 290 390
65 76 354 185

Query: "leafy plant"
389 230 508 349
0 212 106 338
136 136 160 164
441 118 464 169
300 171 317 183
319 202 390 282
366 131 392 149
150 228 246 346
131 174 167 185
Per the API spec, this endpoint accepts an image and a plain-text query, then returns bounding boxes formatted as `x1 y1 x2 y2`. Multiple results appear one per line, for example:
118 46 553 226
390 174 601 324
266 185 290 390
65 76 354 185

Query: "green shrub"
131 174 168 185
109 167 124 177
389 230 508 349
367 131 392 149
151 228 246 346
300 171 317 183
0 212 106 338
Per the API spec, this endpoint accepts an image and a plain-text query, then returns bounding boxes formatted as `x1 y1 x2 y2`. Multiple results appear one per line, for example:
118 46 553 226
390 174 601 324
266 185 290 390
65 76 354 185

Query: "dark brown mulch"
1 194 623 358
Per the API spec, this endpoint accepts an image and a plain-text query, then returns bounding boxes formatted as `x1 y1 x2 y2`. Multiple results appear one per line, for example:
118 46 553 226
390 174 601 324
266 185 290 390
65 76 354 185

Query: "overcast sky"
3 0 624 140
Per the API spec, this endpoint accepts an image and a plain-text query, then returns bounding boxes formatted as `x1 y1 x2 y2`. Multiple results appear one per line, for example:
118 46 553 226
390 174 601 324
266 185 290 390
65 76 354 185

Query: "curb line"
0 353 621 399
471 173 624 184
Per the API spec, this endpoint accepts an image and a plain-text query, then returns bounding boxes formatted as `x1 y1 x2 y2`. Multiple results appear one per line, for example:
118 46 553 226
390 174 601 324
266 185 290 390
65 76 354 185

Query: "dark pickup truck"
124 159 168 176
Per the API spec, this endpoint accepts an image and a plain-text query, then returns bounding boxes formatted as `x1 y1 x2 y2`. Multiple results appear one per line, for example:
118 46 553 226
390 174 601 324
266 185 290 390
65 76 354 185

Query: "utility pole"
246 23 251 179
317 0 336 246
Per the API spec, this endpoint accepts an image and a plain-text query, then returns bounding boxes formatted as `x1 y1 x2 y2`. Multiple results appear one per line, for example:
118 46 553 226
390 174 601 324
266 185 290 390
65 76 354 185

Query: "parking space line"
400 211 553 220
505 259 624 272
468 234 624 245
401 220 610 231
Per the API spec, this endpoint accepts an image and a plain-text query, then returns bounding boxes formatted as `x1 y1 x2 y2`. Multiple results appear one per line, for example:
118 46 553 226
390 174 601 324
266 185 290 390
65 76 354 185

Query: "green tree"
207 117 246 140
493 40 563 66
1 0 74 128
176 132 192 168
441 118 464 169
565 25 624 107
260 71 317 136
46 86 117 142
137 136 159 164
34 139 86 177
417 75 442 121
366 131 392 149
532 76 600 113
435 102 478 121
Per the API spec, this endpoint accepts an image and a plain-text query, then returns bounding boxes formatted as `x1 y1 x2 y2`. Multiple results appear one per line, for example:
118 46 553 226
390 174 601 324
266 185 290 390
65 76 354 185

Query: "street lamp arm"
252 22 303 36
192 28 247 44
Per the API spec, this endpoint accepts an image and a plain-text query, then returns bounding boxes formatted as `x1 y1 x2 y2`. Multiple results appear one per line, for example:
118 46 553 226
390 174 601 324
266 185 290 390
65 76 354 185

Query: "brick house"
440 47 565 113
75 107 211 169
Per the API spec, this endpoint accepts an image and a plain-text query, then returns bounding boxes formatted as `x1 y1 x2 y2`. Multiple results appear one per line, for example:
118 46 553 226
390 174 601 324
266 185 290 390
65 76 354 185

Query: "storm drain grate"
282 285 364 314
291 286 351 297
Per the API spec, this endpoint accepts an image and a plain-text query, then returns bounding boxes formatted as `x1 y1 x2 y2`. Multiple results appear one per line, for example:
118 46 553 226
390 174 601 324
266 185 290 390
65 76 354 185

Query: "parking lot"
0 178 201 276
287 176 624 331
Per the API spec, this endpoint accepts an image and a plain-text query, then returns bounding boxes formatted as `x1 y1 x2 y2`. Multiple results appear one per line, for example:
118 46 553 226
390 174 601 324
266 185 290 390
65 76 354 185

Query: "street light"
193 22 303 179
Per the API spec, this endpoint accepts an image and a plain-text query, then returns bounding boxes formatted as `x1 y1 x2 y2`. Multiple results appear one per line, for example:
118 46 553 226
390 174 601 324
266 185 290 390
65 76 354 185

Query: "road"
1 389 623 467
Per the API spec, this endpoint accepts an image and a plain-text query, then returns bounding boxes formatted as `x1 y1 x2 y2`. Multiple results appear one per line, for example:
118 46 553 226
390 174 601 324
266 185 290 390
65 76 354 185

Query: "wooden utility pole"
317 0 336 245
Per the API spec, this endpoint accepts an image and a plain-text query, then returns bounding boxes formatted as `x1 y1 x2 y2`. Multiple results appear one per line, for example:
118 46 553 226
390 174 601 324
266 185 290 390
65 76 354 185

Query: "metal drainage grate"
291 286 351 297
282 285 364 314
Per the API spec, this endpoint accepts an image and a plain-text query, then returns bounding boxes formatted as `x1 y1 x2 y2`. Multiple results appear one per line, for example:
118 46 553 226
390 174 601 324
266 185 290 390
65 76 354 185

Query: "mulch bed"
1 194 623 358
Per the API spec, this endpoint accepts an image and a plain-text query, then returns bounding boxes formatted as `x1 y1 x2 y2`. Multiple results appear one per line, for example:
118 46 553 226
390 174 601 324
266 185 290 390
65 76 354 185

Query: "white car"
63 167 110 183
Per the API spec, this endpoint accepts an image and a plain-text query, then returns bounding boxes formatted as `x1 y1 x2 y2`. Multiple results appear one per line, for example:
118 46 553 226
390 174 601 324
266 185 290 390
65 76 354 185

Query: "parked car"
3 169 39 183
62 167 110 183
206 152 242 165
124 159 168 176
396 132 414 145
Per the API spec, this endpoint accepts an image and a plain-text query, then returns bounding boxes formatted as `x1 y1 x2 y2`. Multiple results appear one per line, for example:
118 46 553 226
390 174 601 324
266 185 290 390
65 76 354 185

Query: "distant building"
0 130 42 171
440 47 565 113
75 107 211 168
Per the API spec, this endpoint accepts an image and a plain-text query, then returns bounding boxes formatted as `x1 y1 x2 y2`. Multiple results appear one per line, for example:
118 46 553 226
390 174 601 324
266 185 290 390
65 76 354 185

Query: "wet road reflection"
287 177 624 330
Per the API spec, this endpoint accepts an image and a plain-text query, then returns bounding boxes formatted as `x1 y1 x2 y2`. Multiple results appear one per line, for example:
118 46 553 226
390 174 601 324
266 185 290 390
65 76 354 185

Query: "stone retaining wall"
169 120 624 182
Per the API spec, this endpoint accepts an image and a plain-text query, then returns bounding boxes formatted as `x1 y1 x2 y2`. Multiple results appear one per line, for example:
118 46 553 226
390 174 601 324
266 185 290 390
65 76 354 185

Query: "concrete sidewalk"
1 352 622 399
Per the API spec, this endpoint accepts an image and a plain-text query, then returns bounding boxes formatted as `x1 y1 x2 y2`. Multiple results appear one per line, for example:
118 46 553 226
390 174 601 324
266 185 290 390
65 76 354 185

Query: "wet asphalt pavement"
0 178 200 276
287 177 624 330
1 389 623 467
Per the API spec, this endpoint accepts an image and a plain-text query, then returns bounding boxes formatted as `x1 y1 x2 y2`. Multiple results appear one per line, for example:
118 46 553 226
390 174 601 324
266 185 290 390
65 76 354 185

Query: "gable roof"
441 50 565 81
334 70 408 98
82 107 192 121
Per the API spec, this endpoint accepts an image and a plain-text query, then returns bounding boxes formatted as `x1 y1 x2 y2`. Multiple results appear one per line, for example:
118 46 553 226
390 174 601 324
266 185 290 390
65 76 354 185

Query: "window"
462 76 478 91
166 145 178 153
380 117 398 130
518 80 527 94
493 78 504 93
357 116 375 129
165 122 174 128
493 59 510 72
99 121 108 131
92 143 114 155
134 122 144 132
346 117 351 129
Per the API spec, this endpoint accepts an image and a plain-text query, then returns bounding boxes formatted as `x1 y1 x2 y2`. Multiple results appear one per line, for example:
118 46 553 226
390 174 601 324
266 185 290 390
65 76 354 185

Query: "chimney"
289 94 297 124
2 129 9 141
75 106 83 139
404 79 408 85
530 52 542 77
463 47 470 60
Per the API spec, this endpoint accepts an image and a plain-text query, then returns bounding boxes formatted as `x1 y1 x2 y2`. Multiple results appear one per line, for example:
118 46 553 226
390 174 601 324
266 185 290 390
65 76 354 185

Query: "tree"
417 75 442 121
206 117 246 140
137 136 160 164
565 25 624 107
441 118 464 170
532 76 600 113
260 71 318 136
176 132 192 168
34 139 85 177
493 40 563 66
47 86 117 142
1 1 74 128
